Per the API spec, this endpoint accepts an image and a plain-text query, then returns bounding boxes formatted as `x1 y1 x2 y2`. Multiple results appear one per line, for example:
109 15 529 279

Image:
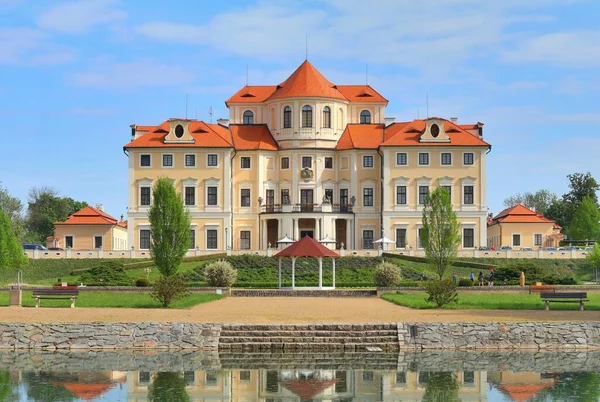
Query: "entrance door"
267 219 278 248
300 189 314 212
300 230 314 238
336 220 346 249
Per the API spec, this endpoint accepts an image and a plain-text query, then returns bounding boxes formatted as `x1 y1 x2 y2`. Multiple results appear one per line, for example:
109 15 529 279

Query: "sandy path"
1 297 598 323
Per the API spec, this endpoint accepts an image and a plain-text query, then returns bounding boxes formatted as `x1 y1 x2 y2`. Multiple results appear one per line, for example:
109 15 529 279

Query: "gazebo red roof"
275 236 339 258
280 379 337 400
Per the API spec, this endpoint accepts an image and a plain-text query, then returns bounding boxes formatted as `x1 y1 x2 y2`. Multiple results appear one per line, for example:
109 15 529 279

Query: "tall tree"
563 172 599 206
569 196 600 240
0 211 28 269
422 187 461 280
502 189 557 216
149 178 191 307
545 198 569 230
148 372 190 402
0 183 26 241
26 187 88 243
586 243 600 270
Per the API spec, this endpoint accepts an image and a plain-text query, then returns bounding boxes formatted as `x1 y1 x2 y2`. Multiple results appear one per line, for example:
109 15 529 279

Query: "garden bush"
458 278 473 287
424 279 458 307
204 260 237 287
78 261 133 286
135 278 151 287
373 262 402 287
151 275 189 307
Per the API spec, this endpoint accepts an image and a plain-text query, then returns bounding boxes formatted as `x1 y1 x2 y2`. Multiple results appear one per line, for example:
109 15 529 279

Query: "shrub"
458 278 472 287
151 275 189 307
204 260 237 287
373 262 402 287
135 278 151 287
424 279 458 307
78 261 132 286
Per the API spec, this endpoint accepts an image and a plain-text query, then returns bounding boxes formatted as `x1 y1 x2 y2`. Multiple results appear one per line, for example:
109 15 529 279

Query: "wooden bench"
32 289 80 308
529 285 555 294
540 292 588 311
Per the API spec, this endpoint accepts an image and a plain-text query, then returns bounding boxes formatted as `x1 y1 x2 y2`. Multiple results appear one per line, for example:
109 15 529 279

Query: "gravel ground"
2 297 598 323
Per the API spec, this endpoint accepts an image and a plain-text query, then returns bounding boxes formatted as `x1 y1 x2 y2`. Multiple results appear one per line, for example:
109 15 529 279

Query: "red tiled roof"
229 124 278 151
275 236 340 258
58 382 116 401
124 120 234 149
498 384 552 402
280 379 337 400
267 60 347 101
336 124 384 150
225 85 277 105
337 85 388 103
55 206 126 227
489 204 557 226
381 120 490 147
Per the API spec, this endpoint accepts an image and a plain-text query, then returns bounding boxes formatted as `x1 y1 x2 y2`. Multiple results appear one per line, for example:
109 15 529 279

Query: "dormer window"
283 106 292 128
302 105 313 128
175 124 184 138
243 110 254 124
360 110 371 124
431 124 440 138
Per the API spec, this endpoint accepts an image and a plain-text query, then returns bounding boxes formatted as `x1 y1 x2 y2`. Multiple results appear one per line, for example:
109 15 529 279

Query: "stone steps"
220 336 398 344
219 330 398 338
222 324 397 331
220 342 397 351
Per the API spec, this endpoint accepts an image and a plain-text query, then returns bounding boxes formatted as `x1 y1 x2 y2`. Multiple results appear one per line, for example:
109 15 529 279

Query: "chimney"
477 122 484 138
96 204 104 211
120 214 124 221
130 123 136 139
450 117 458 123
217 118 230 127
384 117 395 127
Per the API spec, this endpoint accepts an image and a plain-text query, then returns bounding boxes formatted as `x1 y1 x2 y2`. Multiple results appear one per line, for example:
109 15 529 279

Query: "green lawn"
382 292 600 310
0 291 222 308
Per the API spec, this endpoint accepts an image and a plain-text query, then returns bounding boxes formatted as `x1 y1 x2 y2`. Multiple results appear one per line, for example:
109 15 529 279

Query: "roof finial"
305 34 308 60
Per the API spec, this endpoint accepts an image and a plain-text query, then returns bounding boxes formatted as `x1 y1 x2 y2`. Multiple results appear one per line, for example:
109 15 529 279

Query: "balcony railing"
293 204 322 212
332 204 353 213
259 203 354 213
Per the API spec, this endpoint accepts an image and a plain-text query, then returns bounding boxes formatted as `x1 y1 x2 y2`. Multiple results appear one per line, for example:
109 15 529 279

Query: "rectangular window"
396 372 407 385
189 230 195 249
239 371 251 382
325 189 333 203
463 228 474 248
302 156 312 168
207 154 218 167
335 371 347 393
140 154 151 167
184 187 195 206
162 154 173 167
281 157 290 169
419 186 429 204
513 234 521 247
205 372 218 386
94 236 103 249
443 185 452 200
266 189 274 207
362 230 374 249
441 152 452 165
140 187 151 206
185 154 196 167
65 236 73 249
138 372 150 385
241 156 251 169
396 228 407 248
464 185 474 204
241 189 250 207
363 155 374 168
363 188 373 206
207 186 217 205
207 230 218 250
396 153 407 166
362 371 374 382
140 230 151 249
325 157 333 169
418 153 429 166
240 231 251 250
184 371 195 386
464 153 474 165
281 189 290 205
396 186 406 204
463 371 475 386
417 228 424 248
534 233 543 247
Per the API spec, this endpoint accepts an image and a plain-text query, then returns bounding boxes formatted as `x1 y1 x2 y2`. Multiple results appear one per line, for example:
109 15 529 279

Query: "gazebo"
275 236 340 289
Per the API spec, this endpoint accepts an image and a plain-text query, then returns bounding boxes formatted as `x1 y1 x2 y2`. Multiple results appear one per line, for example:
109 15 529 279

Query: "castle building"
124 61 490 252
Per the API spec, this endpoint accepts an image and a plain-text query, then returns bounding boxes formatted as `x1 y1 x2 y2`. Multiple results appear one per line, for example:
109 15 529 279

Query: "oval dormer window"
175 124 184 138
431 124 440 138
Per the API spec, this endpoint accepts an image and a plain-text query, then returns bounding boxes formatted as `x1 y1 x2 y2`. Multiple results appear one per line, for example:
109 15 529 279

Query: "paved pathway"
2 297 598 323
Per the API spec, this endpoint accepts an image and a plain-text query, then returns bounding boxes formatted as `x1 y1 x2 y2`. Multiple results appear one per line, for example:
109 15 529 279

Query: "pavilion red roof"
280 379 337 400
275 236 339 258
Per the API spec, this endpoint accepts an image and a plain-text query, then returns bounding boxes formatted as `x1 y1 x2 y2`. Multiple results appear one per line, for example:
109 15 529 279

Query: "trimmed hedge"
123 253 226 270
382 253 496 270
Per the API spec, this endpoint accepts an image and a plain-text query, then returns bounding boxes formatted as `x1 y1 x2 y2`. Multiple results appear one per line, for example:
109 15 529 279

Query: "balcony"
259 203 354 214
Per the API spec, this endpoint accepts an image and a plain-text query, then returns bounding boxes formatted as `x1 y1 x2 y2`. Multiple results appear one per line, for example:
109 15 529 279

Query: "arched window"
322 106 331 128
360 110 371 124
243 110 254 124
301 105 313 128
283 106 292 128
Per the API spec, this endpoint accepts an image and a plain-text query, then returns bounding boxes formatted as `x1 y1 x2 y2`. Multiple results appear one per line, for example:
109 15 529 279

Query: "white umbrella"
276 235 295 247
318 235 336 244
374 236 395 250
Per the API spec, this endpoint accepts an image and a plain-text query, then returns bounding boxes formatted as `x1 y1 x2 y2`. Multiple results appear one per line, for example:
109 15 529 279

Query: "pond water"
0 350 598 401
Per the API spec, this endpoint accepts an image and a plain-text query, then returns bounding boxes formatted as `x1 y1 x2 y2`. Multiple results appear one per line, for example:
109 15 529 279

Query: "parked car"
544 247 557 251
521 247 533 251
500 246 512 251
47 247 64 251
478 246 490 250
564 246 576 251
22 244 48 250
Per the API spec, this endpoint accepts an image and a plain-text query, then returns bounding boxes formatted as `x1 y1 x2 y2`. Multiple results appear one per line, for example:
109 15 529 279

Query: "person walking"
488 267 495 288
478 271 484 286
452 272 458 285
470 271 475 288
520 271 525 288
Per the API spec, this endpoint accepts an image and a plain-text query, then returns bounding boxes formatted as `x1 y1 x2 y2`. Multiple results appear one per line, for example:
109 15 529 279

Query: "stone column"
315 218 321 240
294 219 299 241
318 257 323 289
346 219 353 250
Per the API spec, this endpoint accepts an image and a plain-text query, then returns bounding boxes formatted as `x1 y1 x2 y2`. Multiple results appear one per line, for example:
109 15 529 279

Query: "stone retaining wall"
230 289 376 297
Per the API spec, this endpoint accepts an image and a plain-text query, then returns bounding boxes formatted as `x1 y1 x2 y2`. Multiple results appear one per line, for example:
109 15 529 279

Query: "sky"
1 0 599 220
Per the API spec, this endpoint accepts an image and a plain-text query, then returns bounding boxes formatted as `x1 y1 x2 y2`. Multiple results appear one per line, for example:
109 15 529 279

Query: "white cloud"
71 61 196 89
502 31 600 68
0 28 47 64
37 0 127 34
